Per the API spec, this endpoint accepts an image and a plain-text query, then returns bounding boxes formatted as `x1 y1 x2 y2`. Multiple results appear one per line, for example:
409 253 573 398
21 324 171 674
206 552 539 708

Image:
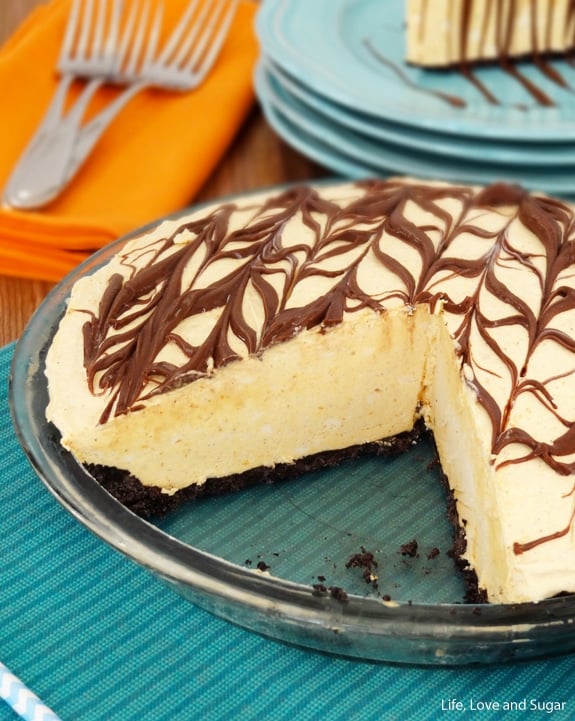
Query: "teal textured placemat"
1 341 574 721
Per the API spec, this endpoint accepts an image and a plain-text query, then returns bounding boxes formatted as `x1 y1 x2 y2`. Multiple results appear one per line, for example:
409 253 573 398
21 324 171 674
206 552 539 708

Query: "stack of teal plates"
255 0 575 198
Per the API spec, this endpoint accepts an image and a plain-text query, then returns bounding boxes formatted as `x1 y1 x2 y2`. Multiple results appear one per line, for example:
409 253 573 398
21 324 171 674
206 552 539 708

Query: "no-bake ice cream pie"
45 177 575 604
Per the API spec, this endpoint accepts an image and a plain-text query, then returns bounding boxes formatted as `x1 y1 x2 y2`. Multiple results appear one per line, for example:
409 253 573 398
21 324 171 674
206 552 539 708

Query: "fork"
3 0 238 211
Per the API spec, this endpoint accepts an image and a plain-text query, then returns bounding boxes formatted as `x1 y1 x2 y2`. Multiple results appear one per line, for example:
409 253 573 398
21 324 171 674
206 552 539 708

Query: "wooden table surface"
0 0 327 347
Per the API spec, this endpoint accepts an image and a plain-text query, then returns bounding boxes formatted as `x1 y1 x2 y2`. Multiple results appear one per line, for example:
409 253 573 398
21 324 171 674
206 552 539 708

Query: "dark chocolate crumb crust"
441 475 488 604
85 422 489 604
312 584 349 603
86 426 423 519
346 547 379 588
400 539 419 558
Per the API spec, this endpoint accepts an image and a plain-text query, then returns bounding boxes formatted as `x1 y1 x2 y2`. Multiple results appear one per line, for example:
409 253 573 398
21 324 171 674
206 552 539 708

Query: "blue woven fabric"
1 341 574 721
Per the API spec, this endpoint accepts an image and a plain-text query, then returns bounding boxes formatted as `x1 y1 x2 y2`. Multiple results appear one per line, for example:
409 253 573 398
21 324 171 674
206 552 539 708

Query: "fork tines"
59 0 239 88
159 0 239 84
59 0 125 77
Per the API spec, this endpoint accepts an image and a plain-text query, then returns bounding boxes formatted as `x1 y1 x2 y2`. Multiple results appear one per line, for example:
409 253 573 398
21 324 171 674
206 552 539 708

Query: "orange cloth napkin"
0 0 259 282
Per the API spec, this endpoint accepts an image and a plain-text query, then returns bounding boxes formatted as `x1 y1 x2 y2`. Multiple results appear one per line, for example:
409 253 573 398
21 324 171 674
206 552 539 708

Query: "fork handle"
3 76 104 210
3 81 147 211
60 81 147 191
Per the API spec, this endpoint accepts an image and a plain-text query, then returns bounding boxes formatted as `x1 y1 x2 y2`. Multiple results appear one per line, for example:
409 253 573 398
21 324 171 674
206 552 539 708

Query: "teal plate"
264 58 575 167
256 0 575 141
10 191 575 666
255 62 575 197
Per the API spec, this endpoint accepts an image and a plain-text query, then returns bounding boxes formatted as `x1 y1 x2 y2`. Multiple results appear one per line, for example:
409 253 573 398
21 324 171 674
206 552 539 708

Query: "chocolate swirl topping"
81 179 575 553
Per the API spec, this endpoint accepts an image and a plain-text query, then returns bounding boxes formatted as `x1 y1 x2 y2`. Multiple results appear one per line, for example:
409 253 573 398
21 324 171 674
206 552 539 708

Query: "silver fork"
3 0 238 211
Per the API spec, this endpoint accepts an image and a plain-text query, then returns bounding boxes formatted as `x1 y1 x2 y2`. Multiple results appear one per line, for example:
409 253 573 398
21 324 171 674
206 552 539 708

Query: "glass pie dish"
9 204 575 667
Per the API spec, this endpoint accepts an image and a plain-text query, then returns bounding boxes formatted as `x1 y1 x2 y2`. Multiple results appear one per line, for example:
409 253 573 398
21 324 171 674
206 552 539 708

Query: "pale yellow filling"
47 306 429 491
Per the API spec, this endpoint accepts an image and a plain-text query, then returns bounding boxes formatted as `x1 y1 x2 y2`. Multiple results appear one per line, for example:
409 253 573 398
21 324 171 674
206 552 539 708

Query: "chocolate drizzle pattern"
81 180 575 553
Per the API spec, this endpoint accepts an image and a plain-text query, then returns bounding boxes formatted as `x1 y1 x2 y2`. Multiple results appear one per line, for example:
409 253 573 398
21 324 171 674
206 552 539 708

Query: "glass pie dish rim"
9 187 575 666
